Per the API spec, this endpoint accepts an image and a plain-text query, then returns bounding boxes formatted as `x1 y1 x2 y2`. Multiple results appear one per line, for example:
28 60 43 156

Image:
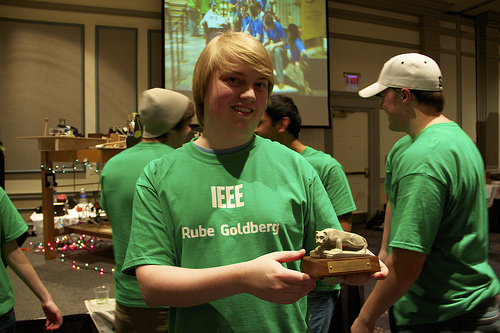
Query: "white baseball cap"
139 88 190 138
358 53 443 98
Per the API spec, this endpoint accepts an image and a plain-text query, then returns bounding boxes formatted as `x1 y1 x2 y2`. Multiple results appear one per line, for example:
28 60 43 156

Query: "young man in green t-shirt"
255 94 359 333
354 53 500 332
100 88 194 332
123 31 387 333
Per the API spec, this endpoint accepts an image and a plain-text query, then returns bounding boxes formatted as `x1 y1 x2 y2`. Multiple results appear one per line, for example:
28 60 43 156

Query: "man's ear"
277 116 291 133
401 88 411 103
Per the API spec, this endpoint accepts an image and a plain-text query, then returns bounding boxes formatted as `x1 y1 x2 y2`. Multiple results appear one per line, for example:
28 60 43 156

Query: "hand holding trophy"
301 228 381 285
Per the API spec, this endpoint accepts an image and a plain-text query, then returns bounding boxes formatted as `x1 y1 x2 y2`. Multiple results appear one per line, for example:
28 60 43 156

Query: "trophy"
301 228 380 281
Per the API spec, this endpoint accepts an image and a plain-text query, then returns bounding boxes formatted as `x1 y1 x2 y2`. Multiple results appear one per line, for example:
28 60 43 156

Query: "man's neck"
196 131 254 150
409 106 451 138
277 132 306 154
289 139 306 154
141 138 162 143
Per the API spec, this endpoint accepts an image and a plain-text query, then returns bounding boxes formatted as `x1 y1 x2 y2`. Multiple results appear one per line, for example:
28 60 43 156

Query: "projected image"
164 0 328 98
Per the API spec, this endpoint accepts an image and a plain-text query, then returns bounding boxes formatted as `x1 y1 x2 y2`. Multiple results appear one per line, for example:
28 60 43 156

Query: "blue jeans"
390 297 500 332
270 46 285 85
308 290 340 333
187 7 200 36
0 308 15 333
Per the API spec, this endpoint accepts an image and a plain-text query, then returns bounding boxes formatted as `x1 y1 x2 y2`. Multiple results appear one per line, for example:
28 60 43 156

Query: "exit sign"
344 72 360 86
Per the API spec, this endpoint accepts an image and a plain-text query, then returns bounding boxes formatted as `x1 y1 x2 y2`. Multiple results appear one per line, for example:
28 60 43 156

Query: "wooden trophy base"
301 254 381 278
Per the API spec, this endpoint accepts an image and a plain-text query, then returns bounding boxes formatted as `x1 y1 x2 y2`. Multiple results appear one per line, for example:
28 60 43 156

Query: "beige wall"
2 1 160 206
326 0 495 214
1 0 499 220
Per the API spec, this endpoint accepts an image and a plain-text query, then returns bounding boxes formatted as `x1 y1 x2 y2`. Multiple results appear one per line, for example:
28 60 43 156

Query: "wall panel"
148 29 163 89
0 18 84 172
96 26 137 134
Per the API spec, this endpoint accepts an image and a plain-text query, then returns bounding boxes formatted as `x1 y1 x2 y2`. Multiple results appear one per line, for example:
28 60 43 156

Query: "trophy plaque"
301 228 381 278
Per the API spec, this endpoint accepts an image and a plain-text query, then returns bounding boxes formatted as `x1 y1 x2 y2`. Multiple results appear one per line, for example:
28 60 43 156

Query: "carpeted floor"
8 222 500 332
352 223 500 332
352 224 390 332
8 233 115 323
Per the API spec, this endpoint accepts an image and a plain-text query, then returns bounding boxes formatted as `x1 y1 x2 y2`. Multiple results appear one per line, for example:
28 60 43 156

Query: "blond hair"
192 31 274 128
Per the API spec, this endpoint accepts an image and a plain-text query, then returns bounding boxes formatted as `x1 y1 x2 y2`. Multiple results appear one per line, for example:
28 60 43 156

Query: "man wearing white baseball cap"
352 53 500 332
100 88 194 332
357 53 443 98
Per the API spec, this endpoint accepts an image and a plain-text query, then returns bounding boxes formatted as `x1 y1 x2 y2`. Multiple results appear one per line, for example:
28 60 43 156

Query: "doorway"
327 91 381 223
331 111 369 222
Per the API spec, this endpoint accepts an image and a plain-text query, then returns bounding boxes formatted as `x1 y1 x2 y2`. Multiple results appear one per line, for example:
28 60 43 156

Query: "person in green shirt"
255 94 359 333
353 53 500 332
100 88 194 332
122 31 387 333
0 187 62 332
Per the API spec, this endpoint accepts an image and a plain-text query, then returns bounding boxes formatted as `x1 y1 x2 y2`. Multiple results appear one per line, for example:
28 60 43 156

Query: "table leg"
41 151 56 259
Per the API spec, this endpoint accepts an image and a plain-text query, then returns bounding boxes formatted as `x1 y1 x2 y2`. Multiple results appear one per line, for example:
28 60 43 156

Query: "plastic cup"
93 285 109 305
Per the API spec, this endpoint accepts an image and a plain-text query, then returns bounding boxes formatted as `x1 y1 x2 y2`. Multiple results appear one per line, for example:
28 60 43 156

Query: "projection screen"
163 0 329 127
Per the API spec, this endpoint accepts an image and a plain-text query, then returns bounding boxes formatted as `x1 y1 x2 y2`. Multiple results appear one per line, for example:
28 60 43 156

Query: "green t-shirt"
301 147 356 217
187 0 199 10
385 122 500 326
123 136 342 333
100 141 174 308
0 187 29 316
199 0 212 14
301 146 356 293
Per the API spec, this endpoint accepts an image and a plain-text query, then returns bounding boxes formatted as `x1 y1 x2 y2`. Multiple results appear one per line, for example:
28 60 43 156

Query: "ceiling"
446 0 500 16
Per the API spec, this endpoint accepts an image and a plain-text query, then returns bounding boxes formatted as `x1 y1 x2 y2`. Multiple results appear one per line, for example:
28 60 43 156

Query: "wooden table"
21 137 123 259
63 222 113 239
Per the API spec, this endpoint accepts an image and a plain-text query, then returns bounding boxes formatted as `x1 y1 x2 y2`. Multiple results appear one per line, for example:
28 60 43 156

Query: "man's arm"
351 247 426 333
378 201 391 262
136 247 389 308
338 212 352 232
136 249 317 307
267 36 286 51
274 37 286 49
3 240 63 330
265 29 286 51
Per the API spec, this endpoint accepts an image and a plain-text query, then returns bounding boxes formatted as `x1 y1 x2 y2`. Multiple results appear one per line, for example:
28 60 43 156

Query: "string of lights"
23 234 114 276
40 159 102 174
34 159 112 275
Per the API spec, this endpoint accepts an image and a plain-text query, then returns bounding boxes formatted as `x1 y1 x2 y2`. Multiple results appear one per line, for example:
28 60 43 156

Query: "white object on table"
486 184 500 208
84 298 115 333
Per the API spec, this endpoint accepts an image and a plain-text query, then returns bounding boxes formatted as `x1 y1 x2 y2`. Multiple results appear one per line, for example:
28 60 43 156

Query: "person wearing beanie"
352 53 500 332
99 88 194 332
